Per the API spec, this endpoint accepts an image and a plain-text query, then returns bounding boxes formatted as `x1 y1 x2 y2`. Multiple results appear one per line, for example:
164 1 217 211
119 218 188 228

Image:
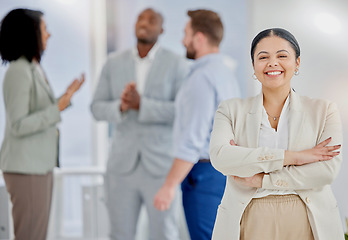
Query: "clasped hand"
120 82 140 112
58 73 85 111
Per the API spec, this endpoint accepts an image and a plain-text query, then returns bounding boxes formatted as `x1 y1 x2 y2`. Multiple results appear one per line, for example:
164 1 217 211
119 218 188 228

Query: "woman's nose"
268 58 278 67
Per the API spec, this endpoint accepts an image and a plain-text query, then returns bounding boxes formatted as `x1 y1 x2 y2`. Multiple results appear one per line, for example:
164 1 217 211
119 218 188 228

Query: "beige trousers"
240 194 314 240
3 171 53 240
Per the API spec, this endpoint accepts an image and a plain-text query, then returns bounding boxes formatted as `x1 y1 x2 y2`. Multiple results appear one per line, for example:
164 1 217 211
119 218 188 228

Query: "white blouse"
253 95 297 198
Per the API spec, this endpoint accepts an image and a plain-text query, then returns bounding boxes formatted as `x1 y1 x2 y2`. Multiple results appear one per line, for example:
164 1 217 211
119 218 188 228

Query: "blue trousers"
181 162 226 240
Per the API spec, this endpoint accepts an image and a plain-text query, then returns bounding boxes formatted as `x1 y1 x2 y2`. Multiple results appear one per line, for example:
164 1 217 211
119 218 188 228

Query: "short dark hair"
187 9 223 47
141 8 164 25
250 28 300 64
0 8 44 64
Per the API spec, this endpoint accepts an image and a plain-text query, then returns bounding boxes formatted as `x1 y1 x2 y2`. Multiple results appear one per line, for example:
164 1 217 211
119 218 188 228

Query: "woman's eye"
259 56 267 60
279 55 287 58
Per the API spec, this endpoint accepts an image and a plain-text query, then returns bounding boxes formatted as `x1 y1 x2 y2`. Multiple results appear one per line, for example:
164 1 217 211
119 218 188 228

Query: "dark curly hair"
0 8 44 64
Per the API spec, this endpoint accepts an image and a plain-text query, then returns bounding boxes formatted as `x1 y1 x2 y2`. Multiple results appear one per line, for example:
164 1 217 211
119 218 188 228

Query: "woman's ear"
296 56 301 69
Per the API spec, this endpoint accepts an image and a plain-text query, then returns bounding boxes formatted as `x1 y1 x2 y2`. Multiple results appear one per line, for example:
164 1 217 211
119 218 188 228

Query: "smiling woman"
250 29 300 129
209 28 344 240
253 36 299 99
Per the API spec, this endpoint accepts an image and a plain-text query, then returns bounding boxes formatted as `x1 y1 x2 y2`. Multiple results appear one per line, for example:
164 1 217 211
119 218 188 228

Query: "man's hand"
120 87 129 112
153 184 176 211
153 159 194 211
121 82 140 110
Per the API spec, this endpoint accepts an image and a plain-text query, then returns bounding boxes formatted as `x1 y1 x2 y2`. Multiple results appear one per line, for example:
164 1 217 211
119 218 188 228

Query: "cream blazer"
210 90 343 240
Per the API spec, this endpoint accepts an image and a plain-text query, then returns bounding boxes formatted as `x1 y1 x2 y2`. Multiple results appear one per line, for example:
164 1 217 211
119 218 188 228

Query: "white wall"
248 0 348 231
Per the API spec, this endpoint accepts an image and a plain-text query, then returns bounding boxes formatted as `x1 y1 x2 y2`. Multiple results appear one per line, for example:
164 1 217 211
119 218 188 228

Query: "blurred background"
0 0 347 239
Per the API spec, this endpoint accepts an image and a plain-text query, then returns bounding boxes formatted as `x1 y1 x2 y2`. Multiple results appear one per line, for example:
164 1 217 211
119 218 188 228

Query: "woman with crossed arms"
210 28 343 240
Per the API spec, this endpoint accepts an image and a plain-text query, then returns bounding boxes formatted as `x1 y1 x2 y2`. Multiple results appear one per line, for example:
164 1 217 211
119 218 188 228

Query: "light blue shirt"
173 53 241 163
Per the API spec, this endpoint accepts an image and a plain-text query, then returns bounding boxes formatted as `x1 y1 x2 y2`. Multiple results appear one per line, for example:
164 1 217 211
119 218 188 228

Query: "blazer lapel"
143 48 162 94
246 93 263 148
288 89 305 150
31 64 56 103
125 50 135 83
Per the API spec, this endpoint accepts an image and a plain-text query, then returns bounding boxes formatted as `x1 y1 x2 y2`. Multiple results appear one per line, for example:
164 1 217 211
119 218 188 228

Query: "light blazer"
210 90 343 240
91 47 189 176
0 57 61 174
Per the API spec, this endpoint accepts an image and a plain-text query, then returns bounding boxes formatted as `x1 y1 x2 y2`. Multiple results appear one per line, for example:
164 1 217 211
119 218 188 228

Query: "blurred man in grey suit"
90 8 189 240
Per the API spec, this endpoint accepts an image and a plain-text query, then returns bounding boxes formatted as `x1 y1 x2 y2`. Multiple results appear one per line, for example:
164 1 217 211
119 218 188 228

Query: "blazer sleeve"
3 64 61 137
90 60 124 123
138 57 189 124
262 102 343 190
210 100 284 177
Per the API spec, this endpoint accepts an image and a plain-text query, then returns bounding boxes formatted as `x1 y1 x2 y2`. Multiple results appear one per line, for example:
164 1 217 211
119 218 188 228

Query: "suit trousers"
104 160 180 240
181 161 225 240
240 194 314 240
3 171 53 240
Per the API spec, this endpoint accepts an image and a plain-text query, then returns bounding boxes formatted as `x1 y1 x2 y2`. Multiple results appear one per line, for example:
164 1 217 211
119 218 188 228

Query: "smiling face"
253 36 300 92
135 9 163 44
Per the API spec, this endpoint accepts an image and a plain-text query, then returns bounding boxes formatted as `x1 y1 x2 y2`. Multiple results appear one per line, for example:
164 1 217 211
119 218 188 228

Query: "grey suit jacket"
210 90 344 240
91 47 189 176
0 57 61 174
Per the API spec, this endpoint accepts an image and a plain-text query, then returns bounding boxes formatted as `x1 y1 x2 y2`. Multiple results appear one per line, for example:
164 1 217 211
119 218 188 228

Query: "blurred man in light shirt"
154 9 241 240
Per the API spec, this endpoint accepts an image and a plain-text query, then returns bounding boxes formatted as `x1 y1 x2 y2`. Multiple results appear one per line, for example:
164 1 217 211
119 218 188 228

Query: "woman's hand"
284 137 341 166
66 73 85 96
230 139 237 146
229 137 340 188
229 139 265 188
58 74 85 111
233 173 265 188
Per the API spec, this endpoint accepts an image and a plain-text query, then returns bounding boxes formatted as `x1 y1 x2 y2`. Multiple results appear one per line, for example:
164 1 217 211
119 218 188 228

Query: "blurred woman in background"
0 8 84 240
